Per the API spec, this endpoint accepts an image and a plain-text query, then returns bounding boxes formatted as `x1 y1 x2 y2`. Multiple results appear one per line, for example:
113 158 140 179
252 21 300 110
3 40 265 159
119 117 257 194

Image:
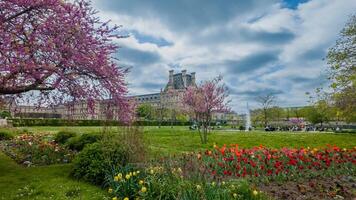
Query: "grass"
144 126 356 155
0 152 107 200
1 126 355 199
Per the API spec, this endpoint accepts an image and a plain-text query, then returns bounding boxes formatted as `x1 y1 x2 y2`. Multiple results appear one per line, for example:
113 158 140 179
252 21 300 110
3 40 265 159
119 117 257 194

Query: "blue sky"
92 0 356 113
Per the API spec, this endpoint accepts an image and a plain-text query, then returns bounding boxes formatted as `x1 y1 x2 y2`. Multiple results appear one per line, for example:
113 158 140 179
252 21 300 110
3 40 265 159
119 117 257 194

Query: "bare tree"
256 94 276 127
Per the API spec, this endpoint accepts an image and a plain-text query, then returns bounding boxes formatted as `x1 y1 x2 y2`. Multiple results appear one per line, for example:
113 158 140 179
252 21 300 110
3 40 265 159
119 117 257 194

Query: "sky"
91 0 356 113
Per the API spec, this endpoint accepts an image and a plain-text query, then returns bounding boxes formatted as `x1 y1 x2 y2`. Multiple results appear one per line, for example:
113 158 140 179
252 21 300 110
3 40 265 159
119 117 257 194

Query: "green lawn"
1 126 355 199
0 152 107 200
144 126 356 155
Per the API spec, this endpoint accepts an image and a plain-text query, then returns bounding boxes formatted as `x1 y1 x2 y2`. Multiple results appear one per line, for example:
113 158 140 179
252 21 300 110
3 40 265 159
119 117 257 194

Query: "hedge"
9 118 192 127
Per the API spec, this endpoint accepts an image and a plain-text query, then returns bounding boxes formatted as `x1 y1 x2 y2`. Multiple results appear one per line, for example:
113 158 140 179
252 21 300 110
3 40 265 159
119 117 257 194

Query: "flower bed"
0 133 75 166
172 144 356 182
105 165 267 200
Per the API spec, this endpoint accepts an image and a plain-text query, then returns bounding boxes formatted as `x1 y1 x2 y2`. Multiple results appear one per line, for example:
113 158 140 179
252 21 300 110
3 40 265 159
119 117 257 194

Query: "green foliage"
0 110 11 118
0 130 14 140
10 118 191 127
66 133 101 151
304 100 335 125
137 103 153 120
71 141 130 185
327 14 356 122
10 118 122 126
105 165 267 200
54 131 77 144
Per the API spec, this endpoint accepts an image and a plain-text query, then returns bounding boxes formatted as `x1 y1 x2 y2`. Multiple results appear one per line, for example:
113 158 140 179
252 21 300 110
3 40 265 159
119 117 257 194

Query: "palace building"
3 70 196 120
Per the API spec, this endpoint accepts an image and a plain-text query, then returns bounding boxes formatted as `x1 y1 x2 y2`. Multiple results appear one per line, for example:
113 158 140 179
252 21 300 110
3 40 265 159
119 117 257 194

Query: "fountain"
245 102 251 132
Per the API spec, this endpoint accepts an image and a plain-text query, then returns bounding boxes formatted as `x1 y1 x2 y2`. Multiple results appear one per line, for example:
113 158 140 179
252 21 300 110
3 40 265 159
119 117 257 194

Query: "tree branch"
3 6 36 23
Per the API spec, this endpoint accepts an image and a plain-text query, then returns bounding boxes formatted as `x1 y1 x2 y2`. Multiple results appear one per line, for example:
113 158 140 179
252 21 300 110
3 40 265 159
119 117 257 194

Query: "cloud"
118 46 161 65
91 0 356 112
226 51 279 74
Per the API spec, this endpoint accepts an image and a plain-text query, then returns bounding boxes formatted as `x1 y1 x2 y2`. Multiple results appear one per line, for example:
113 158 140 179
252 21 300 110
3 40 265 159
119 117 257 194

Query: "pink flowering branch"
183 76 231 143
0 0 132 122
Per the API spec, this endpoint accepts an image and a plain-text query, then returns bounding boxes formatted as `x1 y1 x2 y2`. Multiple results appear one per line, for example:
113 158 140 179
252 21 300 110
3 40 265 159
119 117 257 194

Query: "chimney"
182 70 187 87
169 70 174 84
191 72 196 85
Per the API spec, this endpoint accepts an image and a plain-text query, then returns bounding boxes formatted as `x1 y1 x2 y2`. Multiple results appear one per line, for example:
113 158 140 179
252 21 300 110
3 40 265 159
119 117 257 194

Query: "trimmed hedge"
9 118 192 127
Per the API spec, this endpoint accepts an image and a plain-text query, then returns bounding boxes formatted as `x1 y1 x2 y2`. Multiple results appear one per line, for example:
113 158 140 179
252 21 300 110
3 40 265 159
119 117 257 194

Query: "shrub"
54 131 77 144
0 130 13 140
71 140 130 185
66 133 101 151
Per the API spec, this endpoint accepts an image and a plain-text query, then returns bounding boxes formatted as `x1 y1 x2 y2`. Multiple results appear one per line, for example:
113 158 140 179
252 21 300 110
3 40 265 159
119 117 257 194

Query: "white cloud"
91 0 356 113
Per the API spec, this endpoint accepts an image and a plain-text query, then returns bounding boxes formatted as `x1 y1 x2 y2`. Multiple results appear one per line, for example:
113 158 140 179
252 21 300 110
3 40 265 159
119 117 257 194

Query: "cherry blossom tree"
0 0 132 122
183 76 230 144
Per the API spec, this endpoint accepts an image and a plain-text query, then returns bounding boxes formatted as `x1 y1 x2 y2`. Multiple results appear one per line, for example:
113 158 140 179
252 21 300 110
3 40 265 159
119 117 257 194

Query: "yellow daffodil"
139 180 144 185
150 169 154 174
230 184 235 189
211 182 216 186
177 168 182 173
108 188 113 193
253 190 258 196
136 171 140 174
222 181 226 185
133 172 137 176
124 197 129 200
118 173 123 178
213 143 217 148
233 193 237 198
125 174 131 180
114 176 119 182
129 172 133 176
112 197 118 200
196 185 202 190
141 186 147 193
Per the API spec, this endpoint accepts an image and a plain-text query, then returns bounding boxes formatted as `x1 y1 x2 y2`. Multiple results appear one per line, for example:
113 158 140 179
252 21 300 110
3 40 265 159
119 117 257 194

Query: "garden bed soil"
258 175 356 200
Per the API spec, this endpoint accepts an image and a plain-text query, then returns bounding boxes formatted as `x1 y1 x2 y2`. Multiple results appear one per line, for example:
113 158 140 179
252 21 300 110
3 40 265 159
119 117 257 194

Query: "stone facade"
4 70 196 120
